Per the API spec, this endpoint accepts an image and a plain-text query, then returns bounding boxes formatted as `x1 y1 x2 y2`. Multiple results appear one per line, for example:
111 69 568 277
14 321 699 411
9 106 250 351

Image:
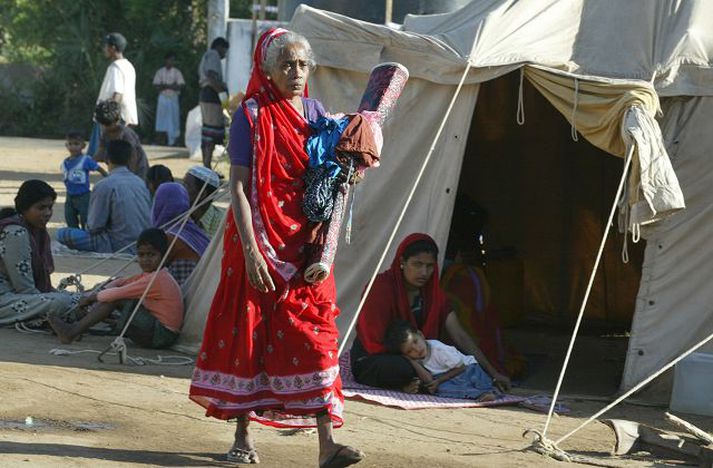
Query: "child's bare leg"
48 302 116 344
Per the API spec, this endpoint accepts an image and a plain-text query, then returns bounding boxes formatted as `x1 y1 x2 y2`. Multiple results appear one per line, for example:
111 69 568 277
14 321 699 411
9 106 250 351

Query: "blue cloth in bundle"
305 116 351 177
303 116 351 222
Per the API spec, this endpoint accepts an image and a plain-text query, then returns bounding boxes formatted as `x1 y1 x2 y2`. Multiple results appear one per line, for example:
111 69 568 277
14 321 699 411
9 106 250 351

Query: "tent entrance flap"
452 70 645 327
522 66 685 232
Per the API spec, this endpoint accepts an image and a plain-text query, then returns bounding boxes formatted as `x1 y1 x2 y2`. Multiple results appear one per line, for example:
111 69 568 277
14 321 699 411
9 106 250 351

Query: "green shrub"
0 0 211 140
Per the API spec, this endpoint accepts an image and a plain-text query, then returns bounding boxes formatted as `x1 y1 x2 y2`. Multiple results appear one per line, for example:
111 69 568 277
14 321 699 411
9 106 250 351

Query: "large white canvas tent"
177 0 713 393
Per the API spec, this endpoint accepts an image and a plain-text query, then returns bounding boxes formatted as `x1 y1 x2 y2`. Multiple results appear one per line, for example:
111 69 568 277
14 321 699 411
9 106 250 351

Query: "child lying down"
384 320 499 401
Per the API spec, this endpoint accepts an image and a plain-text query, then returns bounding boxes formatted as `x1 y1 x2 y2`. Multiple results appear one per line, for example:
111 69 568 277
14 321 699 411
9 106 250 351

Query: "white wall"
225 19 284 95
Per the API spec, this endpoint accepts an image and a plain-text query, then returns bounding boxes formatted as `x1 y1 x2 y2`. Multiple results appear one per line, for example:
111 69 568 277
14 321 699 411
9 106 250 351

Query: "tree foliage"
0 0 212 138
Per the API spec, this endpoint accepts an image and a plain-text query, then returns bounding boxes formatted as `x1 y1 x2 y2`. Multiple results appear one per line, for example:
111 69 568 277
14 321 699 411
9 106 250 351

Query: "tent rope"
524 429 622 467
96 180 209 364
337 55 476 357
554 324 713 447
617 180 631 264
571 77 579 141
517 68 526 125
15 321 51 335
537 143 634 439
50 347 192 366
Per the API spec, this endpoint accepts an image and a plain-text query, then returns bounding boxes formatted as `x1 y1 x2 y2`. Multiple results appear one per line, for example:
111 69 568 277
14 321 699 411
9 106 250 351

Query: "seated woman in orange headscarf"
350 233 511 393
441 194 526 379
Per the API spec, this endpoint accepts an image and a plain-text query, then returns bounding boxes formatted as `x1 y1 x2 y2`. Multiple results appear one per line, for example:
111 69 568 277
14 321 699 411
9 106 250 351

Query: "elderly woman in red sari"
189 29 363 467
350 233 512 393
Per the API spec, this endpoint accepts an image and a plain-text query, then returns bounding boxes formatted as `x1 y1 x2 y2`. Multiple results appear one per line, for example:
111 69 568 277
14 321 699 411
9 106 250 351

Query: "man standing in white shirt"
88 32 138 156
153 52 185 146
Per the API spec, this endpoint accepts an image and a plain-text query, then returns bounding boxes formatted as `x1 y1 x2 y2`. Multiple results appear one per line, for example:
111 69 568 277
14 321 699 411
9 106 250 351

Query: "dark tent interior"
448 70 647 395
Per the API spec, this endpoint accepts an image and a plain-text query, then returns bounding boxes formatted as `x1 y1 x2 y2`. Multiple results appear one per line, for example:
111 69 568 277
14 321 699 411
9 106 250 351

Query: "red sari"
189 28 343 428
356 233 451 355
441 264 527 378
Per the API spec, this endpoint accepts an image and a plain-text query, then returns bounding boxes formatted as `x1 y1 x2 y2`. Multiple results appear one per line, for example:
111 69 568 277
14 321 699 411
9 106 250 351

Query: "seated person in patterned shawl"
0 180 78 326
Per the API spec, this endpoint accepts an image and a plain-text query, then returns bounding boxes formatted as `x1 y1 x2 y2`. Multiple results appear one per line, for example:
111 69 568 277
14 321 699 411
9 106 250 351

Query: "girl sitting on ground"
48 228 184 349
384 320 497 401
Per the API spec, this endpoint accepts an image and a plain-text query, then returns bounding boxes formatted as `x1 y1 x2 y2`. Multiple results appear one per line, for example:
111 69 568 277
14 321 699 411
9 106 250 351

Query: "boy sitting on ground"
384 320 497 401
49 228 184 349
61 131 107 229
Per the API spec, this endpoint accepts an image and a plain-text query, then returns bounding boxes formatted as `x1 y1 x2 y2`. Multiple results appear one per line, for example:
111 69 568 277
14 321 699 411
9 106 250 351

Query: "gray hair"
263 31 316 76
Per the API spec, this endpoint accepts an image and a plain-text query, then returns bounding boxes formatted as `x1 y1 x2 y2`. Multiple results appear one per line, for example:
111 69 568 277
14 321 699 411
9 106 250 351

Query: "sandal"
320 445 364 468
227 447 260 464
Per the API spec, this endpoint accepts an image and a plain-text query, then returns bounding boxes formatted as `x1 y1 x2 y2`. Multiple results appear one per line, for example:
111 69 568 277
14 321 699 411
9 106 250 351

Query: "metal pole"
251 1 258 53
385 0 393 24
260 0 267 20
208 0 229 43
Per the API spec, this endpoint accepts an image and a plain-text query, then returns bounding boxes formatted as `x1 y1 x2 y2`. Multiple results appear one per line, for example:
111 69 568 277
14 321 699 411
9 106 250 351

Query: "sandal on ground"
320 445 364 468
227 447 259 464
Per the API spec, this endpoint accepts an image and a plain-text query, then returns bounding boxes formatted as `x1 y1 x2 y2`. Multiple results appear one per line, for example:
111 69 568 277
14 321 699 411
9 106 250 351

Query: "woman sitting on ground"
0 180 78 326
151 182 209 285
350 233 511 393
48 228 183 349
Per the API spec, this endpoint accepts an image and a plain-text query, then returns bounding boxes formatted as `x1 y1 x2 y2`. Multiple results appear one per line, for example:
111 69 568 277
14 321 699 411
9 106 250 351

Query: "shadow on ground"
0 442 229 467
0 328 194 379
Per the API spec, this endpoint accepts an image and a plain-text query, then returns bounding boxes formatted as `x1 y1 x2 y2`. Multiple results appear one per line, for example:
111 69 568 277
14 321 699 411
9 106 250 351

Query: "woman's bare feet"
47 314 77 344
319 444 364 468
229 415 259 464
316 411 364 467
401 377 420 394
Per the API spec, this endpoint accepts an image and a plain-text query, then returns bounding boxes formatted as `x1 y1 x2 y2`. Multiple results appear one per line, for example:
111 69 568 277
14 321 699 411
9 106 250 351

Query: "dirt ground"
0 137 710 467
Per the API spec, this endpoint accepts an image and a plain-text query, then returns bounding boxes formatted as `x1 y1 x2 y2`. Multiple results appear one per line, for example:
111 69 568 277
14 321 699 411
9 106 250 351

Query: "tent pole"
384 0 393 24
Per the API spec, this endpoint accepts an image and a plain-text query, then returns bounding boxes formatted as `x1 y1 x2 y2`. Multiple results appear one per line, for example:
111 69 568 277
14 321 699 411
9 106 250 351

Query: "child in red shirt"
49 228 184 348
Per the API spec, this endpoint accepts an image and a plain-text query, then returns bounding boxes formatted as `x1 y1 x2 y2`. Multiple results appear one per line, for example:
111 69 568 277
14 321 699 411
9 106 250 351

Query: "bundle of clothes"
301 63 409 283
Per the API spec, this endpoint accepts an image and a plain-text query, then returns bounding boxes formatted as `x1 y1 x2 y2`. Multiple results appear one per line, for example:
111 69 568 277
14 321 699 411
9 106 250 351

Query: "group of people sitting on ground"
0 115 226 349
56 118 224 273
0 172 217 348
350 234 517 399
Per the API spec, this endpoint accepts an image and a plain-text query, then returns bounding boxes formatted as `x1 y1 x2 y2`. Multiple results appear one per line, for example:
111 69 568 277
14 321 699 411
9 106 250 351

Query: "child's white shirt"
421 339 477 374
